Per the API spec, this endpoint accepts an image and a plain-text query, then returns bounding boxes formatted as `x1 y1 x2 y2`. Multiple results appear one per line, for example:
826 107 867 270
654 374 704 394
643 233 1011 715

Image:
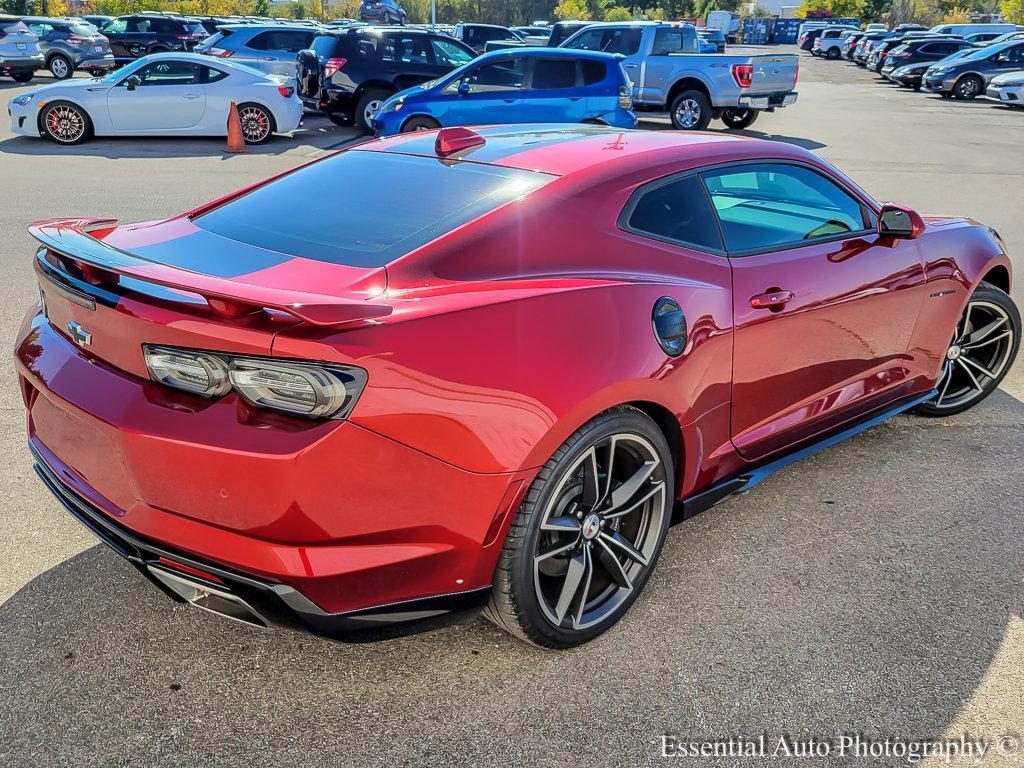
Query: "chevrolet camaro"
15 125 1019 648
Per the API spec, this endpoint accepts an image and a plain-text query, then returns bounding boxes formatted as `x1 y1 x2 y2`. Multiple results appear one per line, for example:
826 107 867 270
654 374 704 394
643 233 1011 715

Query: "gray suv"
195 24 318 76
0 16 42 82
922 39 1024 98
22 17 114 79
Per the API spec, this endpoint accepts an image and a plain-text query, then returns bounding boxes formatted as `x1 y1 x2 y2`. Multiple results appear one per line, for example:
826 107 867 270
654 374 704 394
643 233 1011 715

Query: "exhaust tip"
147 565 268 629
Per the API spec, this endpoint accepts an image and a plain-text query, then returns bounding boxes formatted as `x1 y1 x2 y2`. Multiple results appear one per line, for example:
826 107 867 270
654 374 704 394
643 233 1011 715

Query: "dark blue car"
359 0 407 25
371 48 636 135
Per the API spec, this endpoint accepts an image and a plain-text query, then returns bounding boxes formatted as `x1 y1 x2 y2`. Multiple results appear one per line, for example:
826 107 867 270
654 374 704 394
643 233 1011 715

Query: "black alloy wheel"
915 284 1020 416
486 407 673 648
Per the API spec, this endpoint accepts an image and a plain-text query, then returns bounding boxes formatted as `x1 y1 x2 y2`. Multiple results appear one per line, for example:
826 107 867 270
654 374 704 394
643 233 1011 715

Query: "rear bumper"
33 445 491 641
303 87 356 116
74 53 115 69
736 91 798 110
16 312 523 629
1 55 43 74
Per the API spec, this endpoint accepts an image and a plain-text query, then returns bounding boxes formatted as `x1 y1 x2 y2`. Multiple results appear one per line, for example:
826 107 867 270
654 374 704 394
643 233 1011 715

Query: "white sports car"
8 52 303 145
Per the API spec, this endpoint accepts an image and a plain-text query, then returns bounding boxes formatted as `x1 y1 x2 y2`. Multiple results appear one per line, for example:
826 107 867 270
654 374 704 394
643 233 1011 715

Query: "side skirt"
676 389 937 522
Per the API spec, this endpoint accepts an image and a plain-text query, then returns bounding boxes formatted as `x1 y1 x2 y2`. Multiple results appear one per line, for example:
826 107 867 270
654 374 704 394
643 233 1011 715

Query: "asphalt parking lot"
0 47 1022 767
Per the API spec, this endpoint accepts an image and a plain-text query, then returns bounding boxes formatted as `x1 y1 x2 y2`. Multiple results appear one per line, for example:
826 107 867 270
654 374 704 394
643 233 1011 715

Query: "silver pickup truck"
560 21 799 130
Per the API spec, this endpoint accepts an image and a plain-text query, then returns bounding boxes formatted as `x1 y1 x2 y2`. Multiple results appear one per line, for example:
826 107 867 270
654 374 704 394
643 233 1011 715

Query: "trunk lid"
31 217 390 380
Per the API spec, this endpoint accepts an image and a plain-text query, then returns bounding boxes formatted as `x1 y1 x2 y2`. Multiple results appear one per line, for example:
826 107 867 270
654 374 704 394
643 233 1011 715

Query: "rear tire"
354 86 391 133
11 71 33 83
485 406 674 648
48 54 73 80
913 284 1020 417
40 101 91 144
826 48 840 60
236 102 274 144
401 115 440 132
720 108 758 130
669 89 712 130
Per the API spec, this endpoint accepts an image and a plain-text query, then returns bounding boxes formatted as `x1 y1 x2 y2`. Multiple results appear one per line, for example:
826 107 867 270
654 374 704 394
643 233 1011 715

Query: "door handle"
750 289 794 310
183 93 201 100
502 98 515 103
569 96 582 101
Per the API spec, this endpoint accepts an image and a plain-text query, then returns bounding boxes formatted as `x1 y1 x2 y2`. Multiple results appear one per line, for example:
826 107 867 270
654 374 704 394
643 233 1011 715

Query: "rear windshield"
70 23 99 36
311 33 339 57
184 22 207 35
193 151 553 267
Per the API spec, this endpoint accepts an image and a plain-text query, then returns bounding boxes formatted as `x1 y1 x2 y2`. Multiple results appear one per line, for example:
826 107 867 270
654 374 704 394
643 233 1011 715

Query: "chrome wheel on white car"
237 104 273 145
41 102 90 145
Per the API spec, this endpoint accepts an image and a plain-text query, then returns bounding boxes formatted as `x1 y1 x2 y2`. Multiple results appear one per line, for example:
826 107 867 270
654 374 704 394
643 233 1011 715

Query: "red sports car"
16 125 1019 648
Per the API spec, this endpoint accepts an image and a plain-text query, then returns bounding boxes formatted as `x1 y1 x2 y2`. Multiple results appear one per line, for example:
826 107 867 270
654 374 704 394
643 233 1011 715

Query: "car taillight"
324 57 347 78
143 345 367 420
731 63 753 88
67 34 87 43
278 84 294 98
207 47 233 57
618 84 632 109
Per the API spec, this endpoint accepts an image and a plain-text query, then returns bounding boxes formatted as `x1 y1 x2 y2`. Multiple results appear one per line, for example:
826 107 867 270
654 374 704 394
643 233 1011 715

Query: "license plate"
95 45 104 52
16 43 26 50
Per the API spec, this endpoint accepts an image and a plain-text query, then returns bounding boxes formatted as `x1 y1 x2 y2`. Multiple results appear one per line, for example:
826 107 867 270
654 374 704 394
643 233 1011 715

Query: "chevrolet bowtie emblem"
67 321 92 347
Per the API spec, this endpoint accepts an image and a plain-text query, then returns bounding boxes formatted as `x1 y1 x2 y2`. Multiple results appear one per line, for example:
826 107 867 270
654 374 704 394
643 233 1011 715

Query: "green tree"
604 4 631 18
253 0 272 14
859 0 891 23
1002 0 1024 23
553 0 590 19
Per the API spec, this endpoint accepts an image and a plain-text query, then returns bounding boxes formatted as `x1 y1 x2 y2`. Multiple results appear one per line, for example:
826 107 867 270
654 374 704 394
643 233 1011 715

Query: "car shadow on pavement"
0 121 361 160
0 390 1022 765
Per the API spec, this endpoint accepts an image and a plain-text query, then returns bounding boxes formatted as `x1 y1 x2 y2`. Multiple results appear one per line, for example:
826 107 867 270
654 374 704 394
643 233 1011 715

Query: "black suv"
297 26 475 131
100 13 208 63
450 23 521 54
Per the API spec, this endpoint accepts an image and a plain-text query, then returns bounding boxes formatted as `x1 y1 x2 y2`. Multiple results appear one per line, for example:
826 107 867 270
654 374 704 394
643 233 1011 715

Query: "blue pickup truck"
560 21 799 130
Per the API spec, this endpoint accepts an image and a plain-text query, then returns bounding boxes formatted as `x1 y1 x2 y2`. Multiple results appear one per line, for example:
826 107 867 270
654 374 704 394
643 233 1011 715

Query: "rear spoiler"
29 218 392 327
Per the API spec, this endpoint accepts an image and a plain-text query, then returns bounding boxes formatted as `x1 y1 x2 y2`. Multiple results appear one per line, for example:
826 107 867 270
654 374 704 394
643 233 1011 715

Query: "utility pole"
431 0 436 28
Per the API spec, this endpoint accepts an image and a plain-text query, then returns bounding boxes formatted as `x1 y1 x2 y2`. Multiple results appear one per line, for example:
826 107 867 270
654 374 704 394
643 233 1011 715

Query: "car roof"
359 124 814 179
475 46 620 62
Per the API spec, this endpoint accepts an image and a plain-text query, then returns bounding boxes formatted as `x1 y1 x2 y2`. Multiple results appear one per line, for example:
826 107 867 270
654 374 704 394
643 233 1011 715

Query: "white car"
986 69 1024 106
8 52 303 145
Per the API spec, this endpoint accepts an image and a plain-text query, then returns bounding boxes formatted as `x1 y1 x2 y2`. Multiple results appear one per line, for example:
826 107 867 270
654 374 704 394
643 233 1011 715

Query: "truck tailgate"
747 54 799 93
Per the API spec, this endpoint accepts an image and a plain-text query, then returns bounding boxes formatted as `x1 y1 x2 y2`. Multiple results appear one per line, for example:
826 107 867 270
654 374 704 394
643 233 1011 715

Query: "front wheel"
954 75 983 100
485 406 674 648
40 101 91 144
720 108 758 130
401 115 440 132
914 284 1020 417
236 102 274 144
670 89 711 130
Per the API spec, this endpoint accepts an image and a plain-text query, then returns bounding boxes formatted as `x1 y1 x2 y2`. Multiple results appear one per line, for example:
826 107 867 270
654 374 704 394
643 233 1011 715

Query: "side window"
202 66 229 83
125 18 148 33
530 58 578 89
29 23 53 38
105 18 127 34
623 174 724 252
246 31 273 50
134 61 201 86
449 58 526 93
383 35 433 64
604 29 643 55
562 29 604 51
430 37 473 67
580 59 606 85
700 163 871 253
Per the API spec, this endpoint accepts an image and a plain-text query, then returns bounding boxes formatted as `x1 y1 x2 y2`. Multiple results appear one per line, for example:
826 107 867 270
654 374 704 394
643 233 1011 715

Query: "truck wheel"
670 90 712 131
720 108 758 130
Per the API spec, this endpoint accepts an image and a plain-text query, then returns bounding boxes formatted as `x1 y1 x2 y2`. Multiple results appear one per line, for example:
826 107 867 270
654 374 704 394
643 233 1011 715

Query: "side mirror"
125 75 141 91
878 203 925 239
457 81 471 95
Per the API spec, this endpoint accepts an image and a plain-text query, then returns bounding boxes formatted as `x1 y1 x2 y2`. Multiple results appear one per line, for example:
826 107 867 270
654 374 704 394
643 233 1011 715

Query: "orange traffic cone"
225 101 247 154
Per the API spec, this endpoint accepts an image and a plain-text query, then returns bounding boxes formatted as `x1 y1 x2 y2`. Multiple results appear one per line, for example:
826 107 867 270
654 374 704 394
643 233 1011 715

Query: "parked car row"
808 22 1024 108
7 17 800 145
